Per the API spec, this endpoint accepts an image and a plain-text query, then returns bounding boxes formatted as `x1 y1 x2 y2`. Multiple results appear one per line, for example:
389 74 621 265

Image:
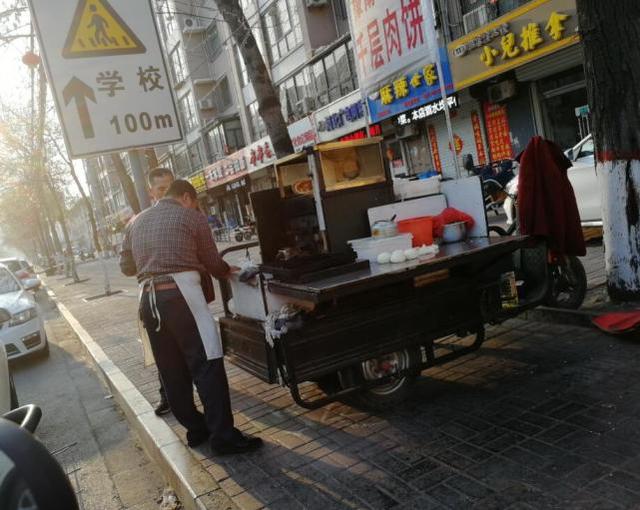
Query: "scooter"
492 173 588 310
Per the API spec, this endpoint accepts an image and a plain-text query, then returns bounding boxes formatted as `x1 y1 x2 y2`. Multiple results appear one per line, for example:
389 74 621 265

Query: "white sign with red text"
287 116 318 153
346 0 438 93
245 136 277 172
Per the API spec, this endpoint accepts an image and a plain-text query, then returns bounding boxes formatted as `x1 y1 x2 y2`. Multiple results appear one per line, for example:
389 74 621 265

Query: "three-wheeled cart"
218 138 550 410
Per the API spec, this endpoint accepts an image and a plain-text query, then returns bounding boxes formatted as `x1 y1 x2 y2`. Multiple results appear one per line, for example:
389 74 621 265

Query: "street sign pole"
128 149 151 210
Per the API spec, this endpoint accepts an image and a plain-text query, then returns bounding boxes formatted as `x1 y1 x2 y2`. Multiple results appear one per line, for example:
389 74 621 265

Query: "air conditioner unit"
463 5 489 34
306 0 328 7
487 80 517 103
295 97 316 115
182 16 205 33
198 98 215 110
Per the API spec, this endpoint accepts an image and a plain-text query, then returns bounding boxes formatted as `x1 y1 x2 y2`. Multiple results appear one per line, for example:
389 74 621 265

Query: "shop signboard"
447 0 580 90
187 171 207 194
471 111 488 166
345 0 438 94
245 135 277 172
368 48 454 124
395 94 459 126
204 150 247 190
287 116 318 153
483 102 514 160
427 125 442 173
315 91 367 143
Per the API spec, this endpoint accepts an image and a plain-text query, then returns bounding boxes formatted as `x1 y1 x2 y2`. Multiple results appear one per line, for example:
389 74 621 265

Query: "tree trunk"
577 0 640 300
212 0 293 157
67 162 102 253
145 148 159 169
111 153 141 214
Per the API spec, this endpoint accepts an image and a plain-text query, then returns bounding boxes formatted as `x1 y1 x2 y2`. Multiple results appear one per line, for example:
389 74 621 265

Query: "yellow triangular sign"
62 0 146 59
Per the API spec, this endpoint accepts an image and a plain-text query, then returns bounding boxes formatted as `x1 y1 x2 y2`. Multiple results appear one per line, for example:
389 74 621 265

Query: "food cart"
218 138 550 410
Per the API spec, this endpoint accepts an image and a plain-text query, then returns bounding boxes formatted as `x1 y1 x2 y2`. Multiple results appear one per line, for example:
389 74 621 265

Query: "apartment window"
188 140 206 170
157 0 175 37
204 22 222 61
169 44 186 85
178 92 198 133
235 46 249 87
312 60 329 106
212 76 232 112
263 0 302 62
174 150 191 177
224 118 245 152
248 101 267 141
206 124 226 162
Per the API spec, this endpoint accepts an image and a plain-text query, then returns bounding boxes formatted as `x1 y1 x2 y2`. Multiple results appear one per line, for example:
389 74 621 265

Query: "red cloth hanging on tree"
517 136 586 256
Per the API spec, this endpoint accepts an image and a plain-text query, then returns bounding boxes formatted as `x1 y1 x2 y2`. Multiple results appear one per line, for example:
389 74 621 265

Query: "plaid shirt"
120 198 229 282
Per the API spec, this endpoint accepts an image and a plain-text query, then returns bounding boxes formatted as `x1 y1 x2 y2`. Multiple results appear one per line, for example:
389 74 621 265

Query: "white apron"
138 271 223 367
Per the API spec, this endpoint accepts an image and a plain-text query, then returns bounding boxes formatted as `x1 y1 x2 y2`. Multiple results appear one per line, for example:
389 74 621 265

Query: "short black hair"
166 179 197 200
148 167 174 186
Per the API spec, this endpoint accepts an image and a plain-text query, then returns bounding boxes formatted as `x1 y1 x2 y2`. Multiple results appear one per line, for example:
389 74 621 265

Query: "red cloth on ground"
593 310 640 334
518 136 586 256
432 207 475 238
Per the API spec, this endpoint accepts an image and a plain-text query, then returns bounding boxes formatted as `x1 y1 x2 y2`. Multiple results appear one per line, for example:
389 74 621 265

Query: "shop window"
235 46 249 87
174 150 191 178
178 92 198 133
262 0 302 62
204 22 222 61
169 44 186 85
212 76 232 112
223 118 245 152
248 101 267 141
206 124 226 162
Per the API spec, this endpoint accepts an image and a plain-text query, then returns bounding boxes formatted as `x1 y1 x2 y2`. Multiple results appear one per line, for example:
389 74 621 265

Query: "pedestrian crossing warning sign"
62 0 146 58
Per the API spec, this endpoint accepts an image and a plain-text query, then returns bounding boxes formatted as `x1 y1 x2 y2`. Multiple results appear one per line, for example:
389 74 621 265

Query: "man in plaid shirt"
121 180 262 455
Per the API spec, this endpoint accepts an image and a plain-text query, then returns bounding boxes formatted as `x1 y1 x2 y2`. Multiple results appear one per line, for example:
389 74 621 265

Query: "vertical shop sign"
471 111 487 165
427 125 442 173
483 102 513 161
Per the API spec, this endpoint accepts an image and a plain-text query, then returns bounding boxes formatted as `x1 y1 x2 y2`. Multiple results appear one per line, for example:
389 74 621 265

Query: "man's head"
166 180 199 210
148 167 174 202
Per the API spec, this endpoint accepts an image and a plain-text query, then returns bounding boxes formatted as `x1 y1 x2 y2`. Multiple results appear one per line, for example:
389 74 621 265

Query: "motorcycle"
233 223 256 242
491 173 588 310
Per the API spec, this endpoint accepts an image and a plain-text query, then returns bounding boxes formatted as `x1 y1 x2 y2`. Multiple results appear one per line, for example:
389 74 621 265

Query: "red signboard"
427 125 442 173
471 111 487 165
483 102 513 161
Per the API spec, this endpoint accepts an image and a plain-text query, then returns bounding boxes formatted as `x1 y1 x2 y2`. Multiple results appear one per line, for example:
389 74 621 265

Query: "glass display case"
275 153 312 198
317 137 387 193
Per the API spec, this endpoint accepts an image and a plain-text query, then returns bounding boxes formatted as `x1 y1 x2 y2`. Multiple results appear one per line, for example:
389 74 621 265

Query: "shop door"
405 134 433 174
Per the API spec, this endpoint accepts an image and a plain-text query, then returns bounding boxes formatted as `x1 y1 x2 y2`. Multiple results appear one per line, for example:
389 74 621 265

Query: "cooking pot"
441 221 467 244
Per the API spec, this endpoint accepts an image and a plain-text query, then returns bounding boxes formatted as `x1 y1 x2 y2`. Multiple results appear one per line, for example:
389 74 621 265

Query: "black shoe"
154 397 171 416
187 429 210 448
211 433 263 455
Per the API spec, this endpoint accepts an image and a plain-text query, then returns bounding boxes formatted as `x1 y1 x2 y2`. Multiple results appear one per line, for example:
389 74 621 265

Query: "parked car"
0 264 48 360
565 134 602 226
0 309 18 415
0 257 42 291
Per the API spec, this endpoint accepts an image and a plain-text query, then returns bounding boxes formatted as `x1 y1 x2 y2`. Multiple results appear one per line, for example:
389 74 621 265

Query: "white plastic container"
348 233 413 264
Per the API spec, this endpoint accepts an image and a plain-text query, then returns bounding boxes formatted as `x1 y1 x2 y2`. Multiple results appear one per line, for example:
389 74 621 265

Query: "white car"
565 135 602 226
0 257 42 291
0 310 16 415
0 264 48 360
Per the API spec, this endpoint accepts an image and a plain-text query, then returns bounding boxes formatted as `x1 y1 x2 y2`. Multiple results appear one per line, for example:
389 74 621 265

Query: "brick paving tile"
44 260 640 509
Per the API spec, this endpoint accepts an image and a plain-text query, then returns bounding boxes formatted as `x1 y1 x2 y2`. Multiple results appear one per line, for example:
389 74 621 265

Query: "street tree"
577 1 640 300
211 0 293 156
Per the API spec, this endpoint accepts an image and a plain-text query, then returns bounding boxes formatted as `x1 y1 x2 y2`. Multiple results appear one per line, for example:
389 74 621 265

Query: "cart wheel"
347 348 419 410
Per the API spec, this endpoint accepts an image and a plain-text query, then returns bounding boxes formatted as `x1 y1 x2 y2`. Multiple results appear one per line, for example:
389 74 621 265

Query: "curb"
46 289 237 510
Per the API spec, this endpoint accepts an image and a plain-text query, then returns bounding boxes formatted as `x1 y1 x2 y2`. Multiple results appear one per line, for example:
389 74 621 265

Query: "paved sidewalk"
45 257 640 509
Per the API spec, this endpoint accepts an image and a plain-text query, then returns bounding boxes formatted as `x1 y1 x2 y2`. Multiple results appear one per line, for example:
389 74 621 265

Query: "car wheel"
9 374 18 410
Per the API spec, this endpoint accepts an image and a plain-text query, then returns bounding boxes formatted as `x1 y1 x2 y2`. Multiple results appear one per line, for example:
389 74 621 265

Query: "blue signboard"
367 47 455 124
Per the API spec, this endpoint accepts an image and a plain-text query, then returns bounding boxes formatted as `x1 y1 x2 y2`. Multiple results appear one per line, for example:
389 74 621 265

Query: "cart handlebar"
220 241 259 259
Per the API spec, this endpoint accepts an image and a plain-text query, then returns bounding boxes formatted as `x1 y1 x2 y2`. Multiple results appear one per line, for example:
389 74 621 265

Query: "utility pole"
577 0 640 300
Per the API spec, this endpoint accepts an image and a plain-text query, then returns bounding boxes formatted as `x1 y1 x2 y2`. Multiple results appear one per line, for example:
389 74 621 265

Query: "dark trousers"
140 288 235 444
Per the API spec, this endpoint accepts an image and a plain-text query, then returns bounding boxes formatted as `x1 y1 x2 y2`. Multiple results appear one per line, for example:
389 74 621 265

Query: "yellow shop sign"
447 0 579 90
